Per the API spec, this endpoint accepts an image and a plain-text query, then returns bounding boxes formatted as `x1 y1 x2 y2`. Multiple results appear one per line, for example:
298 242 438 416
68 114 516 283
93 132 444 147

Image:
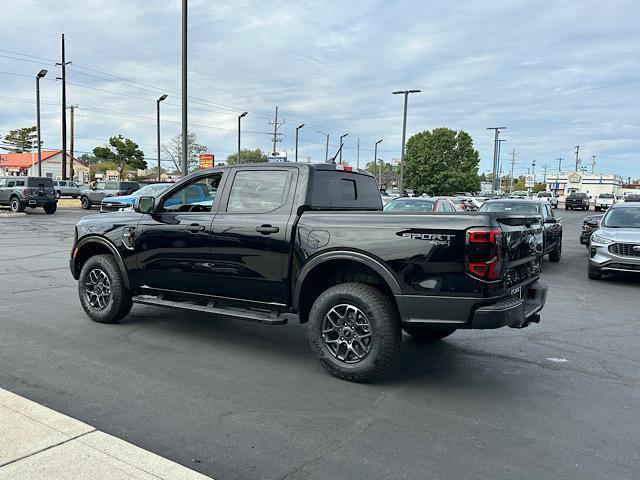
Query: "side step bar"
133 293 289 325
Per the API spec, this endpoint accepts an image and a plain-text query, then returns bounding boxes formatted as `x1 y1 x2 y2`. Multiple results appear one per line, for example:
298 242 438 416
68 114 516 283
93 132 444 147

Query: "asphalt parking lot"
1 207 639 480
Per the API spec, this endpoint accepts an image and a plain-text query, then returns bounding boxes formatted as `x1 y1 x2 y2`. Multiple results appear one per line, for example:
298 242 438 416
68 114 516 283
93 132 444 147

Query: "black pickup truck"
70 163 547 382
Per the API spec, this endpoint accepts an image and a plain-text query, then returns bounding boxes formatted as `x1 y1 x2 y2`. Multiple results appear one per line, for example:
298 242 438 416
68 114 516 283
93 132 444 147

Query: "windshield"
568 193 586 198
384 199 435 212
603 207 640 228
538 192 551 197
598 194 614 198
512 191 528 196
479 202 540 214
27 177 53 188
134 183 172 197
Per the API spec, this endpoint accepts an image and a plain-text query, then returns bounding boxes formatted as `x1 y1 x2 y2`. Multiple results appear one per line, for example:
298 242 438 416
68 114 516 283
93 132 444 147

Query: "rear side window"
106 182 119 190
15 180 25 187
227 170 289 213
309 171 382 210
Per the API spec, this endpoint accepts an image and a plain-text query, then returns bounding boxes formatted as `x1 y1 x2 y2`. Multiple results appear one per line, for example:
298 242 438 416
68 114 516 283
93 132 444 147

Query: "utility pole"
181 0 188 176
543 163 549 184
237 111 248 164
509 149 517 193
574 145 580 172
557 157 563 173
56 34 71 180
295 123 305 162
497 139 506 191
356 137 360 169
486 127 506 193
269 106 284 154
68 105 77 181
317 131 329 162
591 155 596 173
393 90 421 194
339 133 348 164
531 160 536 181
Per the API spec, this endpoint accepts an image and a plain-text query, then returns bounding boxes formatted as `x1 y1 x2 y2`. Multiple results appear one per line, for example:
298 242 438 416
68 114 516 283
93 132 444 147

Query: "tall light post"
237 111 248 163
392 89 421 195
374 139 383 185
181 0 188 176
156 94 168 181
486 126 506 193
295 123 305 162
497 138 506 191
339 133 349 164
35 69 47 176
317 131 329 162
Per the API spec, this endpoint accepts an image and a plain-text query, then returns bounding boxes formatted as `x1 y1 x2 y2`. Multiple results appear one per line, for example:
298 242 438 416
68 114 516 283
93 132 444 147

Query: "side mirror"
135 196 155 214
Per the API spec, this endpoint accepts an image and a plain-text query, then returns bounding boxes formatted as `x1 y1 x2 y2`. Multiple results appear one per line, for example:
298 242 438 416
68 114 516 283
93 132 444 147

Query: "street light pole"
374 139 383 185
317 132 329 162
393 89 421 195
486 126 506 193
295 124 305 162
181 0 188 176
35 69 47 176
237 111 248 164
339 133 348 164
156 94 168 181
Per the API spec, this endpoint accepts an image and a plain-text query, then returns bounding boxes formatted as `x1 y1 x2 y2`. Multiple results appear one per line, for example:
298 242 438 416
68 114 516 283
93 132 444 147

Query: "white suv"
537 191 558 209
595 193 616 212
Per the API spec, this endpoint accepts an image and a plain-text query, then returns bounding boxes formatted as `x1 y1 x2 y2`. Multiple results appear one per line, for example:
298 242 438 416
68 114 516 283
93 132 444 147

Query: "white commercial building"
544 171 623 198
0 150 89 182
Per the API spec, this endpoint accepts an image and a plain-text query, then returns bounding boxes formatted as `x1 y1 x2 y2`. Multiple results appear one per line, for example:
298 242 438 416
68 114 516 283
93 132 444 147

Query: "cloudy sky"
1 0 638 178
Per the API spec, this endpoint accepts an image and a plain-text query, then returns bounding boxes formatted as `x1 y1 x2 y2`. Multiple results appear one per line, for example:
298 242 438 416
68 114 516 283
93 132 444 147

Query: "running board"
132 293 289 325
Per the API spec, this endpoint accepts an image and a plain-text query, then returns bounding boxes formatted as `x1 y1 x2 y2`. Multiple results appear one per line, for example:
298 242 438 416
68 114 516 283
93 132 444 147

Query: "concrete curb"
0 388 211 479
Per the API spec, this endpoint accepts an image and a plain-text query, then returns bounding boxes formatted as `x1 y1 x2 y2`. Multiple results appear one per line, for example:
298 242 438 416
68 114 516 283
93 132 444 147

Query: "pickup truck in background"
594 193 616 212
70 163 547 382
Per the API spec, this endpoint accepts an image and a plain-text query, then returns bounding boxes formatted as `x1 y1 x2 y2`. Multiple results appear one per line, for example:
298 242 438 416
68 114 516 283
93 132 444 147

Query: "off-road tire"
402 325 457 341
80 195 92 209
10 196 24 213
43 203 57 214
588 266 603 280
548 239 562 262
308 282 401 382
78 254 132 324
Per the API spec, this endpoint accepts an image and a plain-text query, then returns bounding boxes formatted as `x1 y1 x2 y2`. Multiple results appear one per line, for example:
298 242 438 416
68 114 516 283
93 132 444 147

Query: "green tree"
93 135 146 179
226 148 268 164
161 131 207 173
1 126 40 152
532 183 547 193
404 127 481 195
365 160 399 188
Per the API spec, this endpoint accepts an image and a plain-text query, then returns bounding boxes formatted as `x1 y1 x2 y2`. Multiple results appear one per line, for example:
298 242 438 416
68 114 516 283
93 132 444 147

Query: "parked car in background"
588 203 640 279
53 180 81 199
478 199 562 262
0 176 57 213
594 193 616 211
580 213 604 246
565 192 590 211
80 180 140 210
448 196 481 211
510 190 532 199
383 196 459 212
623 193 640 202
537 191 558 209
100 183 173 213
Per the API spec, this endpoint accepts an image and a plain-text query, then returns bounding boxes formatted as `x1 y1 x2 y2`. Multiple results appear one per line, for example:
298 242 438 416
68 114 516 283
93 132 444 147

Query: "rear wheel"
80 196 92 209
43 203 57 214
402 325 457 341
595 206 601 212
78 254 132 323
10 197 24 213
588 266 603 280
308 282 401 382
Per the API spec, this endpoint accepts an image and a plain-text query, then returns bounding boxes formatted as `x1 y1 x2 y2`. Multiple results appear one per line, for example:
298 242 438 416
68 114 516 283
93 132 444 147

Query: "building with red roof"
0 150 89 181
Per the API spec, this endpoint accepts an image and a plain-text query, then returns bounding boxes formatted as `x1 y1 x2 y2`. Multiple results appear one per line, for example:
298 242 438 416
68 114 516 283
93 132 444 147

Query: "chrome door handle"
186 224 206 233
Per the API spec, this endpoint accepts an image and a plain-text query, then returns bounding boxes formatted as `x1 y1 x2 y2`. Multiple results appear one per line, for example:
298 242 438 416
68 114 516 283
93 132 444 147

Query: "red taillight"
336 165 353 172
466 228 503 281
23 189 30 197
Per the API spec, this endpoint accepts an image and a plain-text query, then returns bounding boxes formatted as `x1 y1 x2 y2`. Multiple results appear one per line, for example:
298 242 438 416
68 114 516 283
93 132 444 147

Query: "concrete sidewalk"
0 388 211 479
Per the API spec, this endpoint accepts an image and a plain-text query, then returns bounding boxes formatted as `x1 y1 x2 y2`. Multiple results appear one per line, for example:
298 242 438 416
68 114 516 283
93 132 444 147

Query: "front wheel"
80 196 92 209
78 254 132 323
308 283 401 382
402 325 457 341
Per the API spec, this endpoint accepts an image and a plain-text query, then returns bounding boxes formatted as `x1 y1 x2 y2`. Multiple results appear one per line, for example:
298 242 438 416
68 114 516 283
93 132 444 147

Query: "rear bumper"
24 198 56 207
396 280 547 330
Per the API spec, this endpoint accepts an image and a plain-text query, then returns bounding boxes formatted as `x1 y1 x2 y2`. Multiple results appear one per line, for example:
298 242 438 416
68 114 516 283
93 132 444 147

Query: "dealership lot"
0 208 639 479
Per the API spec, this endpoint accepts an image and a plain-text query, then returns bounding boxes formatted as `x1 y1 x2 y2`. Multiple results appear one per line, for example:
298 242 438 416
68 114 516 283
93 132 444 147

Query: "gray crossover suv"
0 176 57 214
80 180 140 209
588 203 640 279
